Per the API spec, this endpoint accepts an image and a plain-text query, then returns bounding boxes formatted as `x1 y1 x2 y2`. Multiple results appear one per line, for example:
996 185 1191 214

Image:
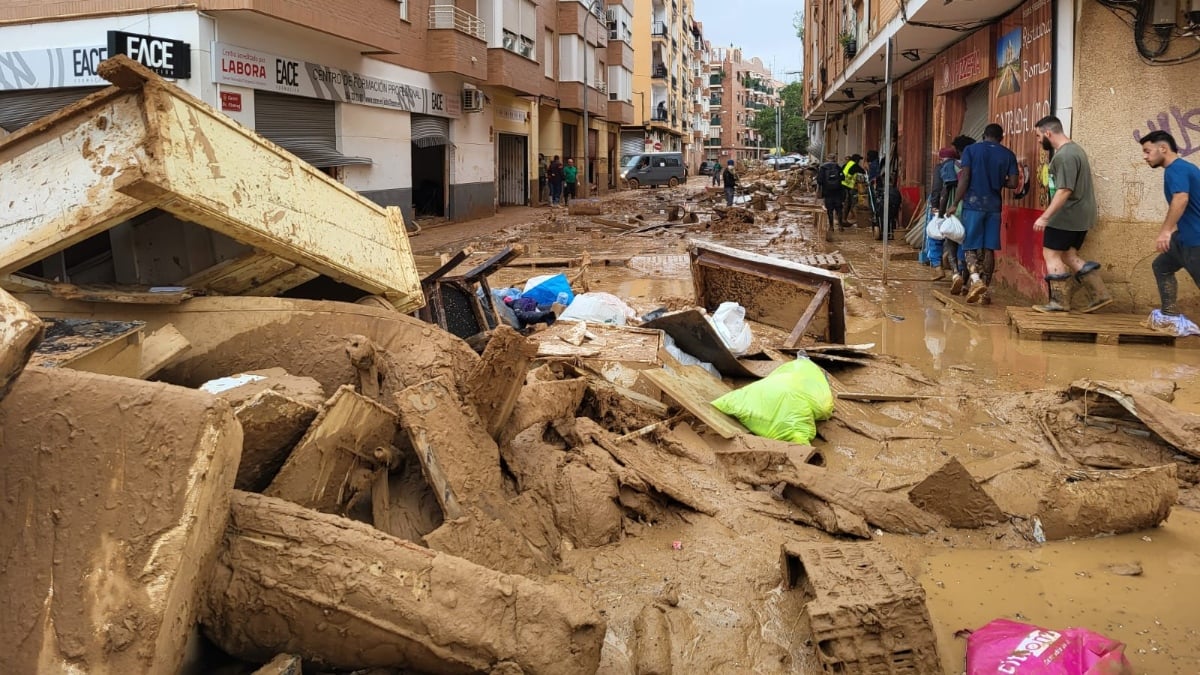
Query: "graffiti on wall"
1132 106 1200 158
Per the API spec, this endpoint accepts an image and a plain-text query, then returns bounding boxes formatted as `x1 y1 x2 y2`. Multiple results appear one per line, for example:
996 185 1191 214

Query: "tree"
749 81 809 155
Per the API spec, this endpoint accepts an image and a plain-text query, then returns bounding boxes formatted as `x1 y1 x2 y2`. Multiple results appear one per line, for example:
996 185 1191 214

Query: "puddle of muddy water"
911 508 1200 674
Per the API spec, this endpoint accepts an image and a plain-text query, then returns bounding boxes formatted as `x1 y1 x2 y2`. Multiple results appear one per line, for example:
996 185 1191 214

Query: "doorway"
497 133 528 206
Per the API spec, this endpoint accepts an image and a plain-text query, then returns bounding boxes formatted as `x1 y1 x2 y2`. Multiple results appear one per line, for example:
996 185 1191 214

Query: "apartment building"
0 0 633 222
803 0 1198 312
689 25 712 173
706 47 780 163
621 0 696 168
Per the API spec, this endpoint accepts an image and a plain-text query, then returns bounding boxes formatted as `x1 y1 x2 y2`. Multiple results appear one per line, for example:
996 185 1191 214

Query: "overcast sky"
694 0 805 81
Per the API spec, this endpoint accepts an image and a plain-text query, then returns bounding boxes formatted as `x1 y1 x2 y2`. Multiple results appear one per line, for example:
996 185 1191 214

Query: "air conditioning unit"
462 88 484 113
606 7 618 20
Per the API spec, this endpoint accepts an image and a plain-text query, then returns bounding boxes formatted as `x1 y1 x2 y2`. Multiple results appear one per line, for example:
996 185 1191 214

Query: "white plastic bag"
926 215 945 241
940 214 965 243
663 334 721 378
558 292 637 325
1148 309 1200 337
709 302 753 356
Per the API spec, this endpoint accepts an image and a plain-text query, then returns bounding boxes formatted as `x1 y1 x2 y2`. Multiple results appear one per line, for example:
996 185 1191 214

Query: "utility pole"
882 36 894 281
582 1 600 197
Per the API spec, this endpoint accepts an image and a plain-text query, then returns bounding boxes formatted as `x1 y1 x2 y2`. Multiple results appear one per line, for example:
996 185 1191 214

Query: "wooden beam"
785 281 832 348
466 326 537 439
0 288 44 401
640 366 747 439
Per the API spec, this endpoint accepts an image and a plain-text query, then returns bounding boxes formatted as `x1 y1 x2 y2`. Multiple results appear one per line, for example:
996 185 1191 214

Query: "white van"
620 152 687 189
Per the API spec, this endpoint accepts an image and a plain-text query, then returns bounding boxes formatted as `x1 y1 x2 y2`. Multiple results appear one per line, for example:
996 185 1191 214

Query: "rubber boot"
950 273 964 295
931 265 945 281
1032 273 1073 313
1077 262 1113 313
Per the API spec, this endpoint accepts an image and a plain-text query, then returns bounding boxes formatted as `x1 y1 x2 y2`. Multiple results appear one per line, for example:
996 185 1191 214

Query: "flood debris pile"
3 57 1197 675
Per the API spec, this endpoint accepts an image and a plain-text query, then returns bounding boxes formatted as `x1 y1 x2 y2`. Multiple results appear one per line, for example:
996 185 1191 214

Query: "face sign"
1142 141 1167 168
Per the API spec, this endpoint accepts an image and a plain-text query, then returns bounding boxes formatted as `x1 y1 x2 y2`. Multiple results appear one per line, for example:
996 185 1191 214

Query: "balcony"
705 138 721 147
652 65 668 79
708 74 723 86
651 21 667 38
488 36 541 95
709 96 721 106
650 109 669 123
607 99 634 125
427 4 487 79
557 80 608 116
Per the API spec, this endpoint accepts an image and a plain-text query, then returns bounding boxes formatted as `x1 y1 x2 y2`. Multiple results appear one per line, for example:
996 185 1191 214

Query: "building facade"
705 47 780 162
0 0 633 221
804 0 1200 314
623 0 695 169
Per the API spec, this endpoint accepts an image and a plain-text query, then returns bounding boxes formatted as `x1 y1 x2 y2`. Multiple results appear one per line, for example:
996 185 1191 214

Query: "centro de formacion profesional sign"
0 31 191 90
213 42 461 119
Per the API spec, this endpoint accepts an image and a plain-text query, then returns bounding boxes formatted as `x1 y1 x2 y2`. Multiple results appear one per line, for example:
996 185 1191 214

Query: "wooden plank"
1007 307 1180 345
393 376 503 520
2 57 422 311
0 288 44 400
932 289 982 322
36 320 145 378
640 366 747 439
138 323 191 379
837 392 935 402
466 326 537 439
48 283 195 305
785 281 832 348
264 385 398 514
242 265 320 297
528 322 663 364
182 251 294 294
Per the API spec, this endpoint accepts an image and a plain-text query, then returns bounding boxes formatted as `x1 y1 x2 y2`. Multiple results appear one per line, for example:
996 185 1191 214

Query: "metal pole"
881 36 894 282
583 39 589 197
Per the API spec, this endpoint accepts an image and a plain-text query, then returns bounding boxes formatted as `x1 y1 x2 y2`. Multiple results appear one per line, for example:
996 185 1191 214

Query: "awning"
411 115 450 148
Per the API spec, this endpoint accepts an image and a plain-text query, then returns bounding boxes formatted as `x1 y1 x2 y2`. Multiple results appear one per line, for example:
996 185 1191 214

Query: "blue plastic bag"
522 274 575 309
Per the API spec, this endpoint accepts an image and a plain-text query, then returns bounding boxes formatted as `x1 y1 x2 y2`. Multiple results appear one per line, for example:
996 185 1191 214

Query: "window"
545 29 555 78
559 35 584 82
502 0 537 59
397 0 408 21
665 157 681 167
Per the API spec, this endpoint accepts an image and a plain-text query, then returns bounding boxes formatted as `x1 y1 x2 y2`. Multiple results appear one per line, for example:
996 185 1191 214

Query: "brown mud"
408 179 1200 673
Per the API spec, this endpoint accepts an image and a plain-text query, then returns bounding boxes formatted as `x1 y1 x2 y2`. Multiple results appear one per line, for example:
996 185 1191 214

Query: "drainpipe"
882 36 894 282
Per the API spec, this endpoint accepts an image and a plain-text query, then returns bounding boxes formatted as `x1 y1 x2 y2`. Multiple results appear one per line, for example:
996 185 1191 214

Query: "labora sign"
214 42 460 119
0 31 191 91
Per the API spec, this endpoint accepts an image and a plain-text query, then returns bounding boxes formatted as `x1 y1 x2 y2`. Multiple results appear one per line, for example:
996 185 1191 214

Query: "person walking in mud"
817 154 845 231
1140 130 1200 317
949 124 1018 304
841 154 865 225
547 155 564 206
563 158 578 207
722 159 739 207
537 154 549 205
1030 115 1113 313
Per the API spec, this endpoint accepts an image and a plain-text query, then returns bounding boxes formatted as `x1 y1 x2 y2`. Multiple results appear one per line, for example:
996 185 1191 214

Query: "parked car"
699 161 714 176
763 156 798 170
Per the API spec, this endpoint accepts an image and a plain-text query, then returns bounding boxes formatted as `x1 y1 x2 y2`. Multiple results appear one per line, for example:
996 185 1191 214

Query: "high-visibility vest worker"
841 158 860 189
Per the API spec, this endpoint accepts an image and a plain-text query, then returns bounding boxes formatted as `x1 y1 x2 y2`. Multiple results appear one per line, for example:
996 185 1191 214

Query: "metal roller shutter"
0 87 105 132
411 114 449 147
620 132 643 162
254 90 371 168
961 82 990 142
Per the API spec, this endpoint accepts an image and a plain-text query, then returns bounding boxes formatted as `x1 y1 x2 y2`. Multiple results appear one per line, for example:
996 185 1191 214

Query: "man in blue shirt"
1142 130 1200 315
950 124 1019 304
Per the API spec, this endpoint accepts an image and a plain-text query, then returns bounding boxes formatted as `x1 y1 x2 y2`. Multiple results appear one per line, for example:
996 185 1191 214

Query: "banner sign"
0 32 191 91
991 0 1053 208
934 30 992 96
213 42 460 118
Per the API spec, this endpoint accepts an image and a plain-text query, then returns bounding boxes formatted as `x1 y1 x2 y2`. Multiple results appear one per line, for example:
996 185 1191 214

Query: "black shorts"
1042 227 1088 252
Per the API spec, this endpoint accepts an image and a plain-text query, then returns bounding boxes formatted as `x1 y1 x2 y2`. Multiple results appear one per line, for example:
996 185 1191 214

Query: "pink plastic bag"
965 619 1133 675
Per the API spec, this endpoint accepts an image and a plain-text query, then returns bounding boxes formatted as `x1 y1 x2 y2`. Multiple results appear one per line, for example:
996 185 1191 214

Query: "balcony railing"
651 21 667 36
593 78 607 93
652 65 668 79
429 4 485 40
651 110 669 122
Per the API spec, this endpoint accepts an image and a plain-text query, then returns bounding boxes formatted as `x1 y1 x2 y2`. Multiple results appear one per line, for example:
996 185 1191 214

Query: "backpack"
819 164 843 191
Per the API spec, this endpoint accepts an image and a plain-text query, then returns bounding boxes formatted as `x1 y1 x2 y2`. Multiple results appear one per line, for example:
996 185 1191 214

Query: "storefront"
897 61 935 222
491 94 534 207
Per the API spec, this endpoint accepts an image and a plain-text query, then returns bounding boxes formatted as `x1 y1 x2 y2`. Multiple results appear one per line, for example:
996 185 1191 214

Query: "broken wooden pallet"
792 252 847 272
1007 307 1187 346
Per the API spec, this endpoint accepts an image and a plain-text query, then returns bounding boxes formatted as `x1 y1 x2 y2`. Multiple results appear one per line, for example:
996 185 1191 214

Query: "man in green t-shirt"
563 158 579 206
1031 116 1113 313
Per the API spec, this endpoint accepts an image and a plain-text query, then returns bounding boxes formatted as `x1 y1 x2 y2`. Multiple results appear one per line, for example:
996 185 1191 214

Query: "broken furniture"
0 56 422 311
419 246 523 339
689 241 847 346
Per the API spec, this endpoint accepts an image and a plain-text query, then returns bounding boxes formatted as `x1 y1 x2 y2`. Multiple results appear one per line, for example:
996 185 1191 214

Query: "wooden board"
643 308 760 378
1007 307 1186 346
793 252 846 271
639 366 747 439
138 323 191 378
466 326 537 439
393 376 503 520
689 240 846 344
528 322 664 364
264 385 398 514
49 283 196 305
29 318 145 377
0 57 422 311
932 289 983 322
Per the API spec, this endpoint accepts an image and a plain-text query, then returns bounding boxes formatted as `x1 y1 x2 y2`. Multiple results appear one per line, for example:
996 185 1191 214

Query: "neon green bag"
711 358 834 444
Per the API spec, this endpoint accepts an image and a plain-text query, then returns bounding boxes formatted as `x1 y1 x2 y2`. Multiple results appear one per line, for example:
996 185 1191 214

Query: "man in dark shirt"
951 124 1019 304
722 160 738 206
547 155 564 206
817 154 845 231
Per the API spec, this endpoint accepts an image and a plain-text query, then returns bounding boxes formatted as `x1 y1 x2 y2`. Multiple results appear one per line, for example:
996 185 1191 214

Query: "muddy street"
406 176 1200 674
